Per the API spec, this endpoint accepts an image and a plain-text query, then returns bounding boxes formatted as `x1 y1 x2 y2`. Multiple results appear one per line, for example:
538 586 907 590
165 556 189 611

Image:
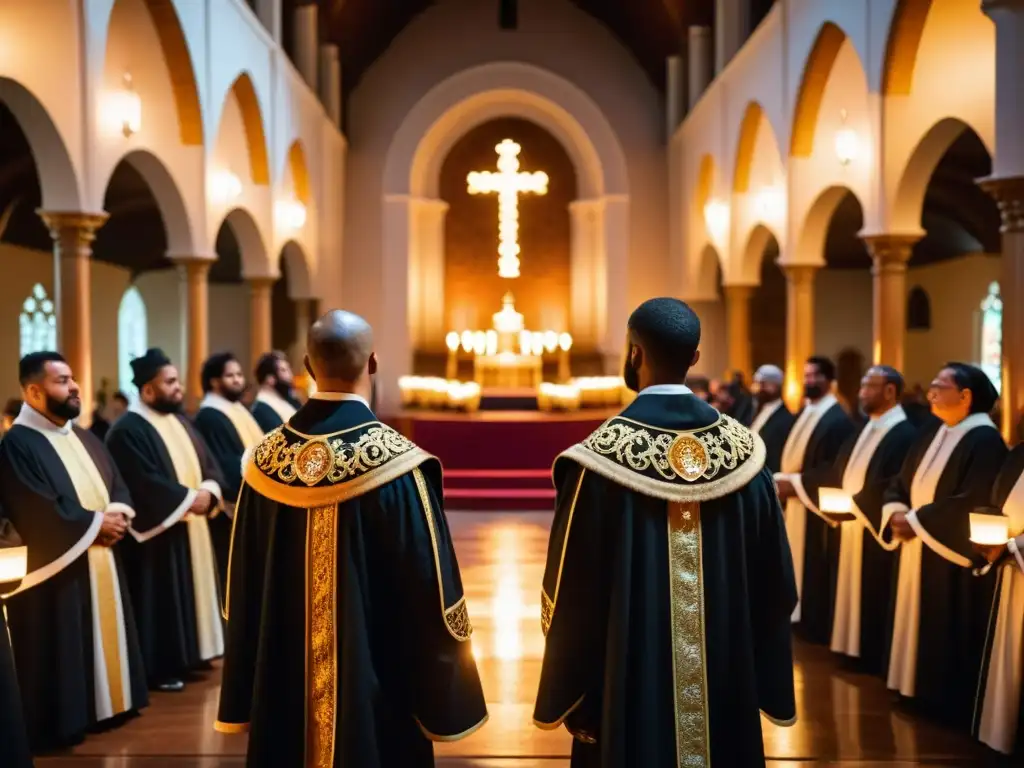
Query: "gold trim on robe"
306 503 339 768
540 468 586 638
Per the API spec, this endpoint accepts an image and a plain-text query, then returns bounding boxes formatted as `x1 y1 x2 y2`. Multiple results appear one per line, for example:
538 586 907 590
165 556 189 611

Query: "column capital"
247 276 278 290
861 233 922 274
979 175 1024 232
37 210 108 242
778 263 818 284
171 255 213 278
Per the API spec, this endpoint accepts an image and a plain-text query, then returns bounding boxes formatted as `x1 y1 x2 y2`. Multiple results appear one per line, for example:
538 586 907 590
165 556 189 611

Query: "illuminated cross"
466 139 549 278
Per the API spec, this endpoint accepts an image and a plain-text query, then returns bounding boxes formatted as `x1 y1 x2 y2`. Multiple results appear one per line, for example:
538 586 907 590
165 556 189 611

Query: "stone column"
292 2 318 91
569 199 603 348
319 44 342 128
293 298 311 368
39 211 108 427
411 198 448 349
724 284 754 380
666 55 684 140
173 257 211 412
248 277 275 373
688 26 712 111
861 234 920 372
256 0 282 43
715 0 749 74
781 265 817 411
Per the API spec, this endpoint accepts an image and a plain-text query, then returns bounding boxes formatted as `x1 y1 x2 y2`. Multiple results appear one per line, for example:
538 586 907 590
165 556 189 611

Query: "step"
444 468 552 490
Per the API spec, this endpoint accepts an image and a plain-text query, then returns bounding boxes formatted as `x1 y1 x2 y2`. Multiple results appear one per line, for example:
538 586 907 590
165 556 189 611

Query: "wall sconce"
834 109 859 167
703 199 730 244
276 200 307 230
210 171 242 203
754 186 785 223
118 72 142 138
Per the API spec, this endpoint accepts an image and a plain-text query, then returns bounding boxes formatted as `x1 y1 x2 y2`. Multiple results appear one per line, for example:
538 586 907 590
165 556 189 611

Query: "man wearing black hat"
106 348 227 692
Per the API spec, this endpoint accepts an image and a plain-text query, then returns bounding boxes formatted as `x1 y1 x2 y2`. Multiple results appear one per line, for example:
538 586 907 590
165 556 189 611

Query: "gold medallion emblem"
295 440 334 486
667 435 709 482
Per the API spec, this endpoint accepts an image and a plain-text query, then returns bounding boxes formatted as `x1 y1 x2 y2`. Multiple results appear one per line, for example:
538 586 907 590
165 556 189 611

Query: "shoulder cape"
243 420 437 507
555 412 766 502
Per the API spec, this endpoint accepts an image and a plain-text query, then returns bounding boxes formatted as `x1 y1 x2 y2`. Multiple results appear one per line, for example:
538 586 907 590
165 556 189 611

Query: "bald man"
216 311 487 768
750 365 795 474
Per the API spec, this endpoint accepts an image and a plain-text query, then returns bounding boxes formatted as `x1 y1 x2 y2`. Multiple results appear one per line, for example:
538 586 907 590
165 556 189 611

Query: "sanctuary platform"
389 405 616 511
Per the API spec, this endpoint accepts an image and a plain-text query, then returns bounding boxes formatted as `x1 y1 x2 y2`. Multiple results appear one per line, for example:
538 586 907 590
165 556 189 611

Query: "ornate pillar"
724 284 754 381
39 212 108 427
173 257 211 412
861 234 920 371
781 264 817 411
248 277 275 373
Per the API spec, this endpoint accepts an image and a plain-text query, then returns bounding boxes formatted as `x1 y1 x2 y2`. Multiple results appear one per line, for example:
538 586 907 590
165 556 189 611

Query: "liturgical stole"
201 394 265 448
255 389 297 424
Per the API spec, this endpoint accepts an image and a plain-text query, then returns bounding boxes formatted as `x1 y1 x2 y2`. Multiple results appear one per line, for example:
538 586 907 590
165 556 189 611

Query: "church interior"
1 0 1022 765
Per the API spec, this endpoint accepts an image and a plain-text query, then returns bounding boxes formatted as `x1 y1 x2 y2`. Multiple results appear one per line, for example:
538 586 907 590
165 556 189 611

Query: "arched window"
906 286 931 331
19 283 56 357
118 287 148 399
979 281 1002 394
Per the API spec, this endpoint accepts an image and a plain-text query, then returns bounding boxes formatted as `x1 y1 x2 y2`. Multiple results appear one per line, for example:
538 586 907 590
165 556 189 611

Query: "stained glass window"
979 281 1002 394
18 283 56 357
118 286 148 399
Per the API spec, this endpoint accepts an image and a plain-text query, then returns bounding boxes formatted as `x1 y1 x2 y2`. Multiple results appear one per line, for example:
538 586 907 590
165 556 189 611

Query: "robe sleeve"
106 420 197 541
370 467 488 741
747 468 798 725
879 426 934 545
0 433 102 591
796 431 854 516
852 426 914 540
534 464 610 742
193 410 241 504
181 417 226 508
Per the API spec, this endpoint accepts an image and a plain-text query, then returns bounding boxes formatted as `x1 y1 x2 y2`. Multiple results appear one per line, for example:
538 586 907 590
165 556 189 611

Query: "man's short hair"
627 298 701 379
255 351 285 384
19 351 66 386
870 365 904 398
201 352 238 393
112 391 130 405
806 355 836 382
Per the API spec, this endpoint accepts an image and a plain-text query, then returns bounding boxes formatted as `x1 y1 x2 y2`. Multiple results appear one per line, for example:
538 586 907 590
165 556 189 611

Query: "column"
666 55 684 140
173 257 211 412
248 277 275 373
715 0 749 74
781 264 817 411
861 234 919 371
982 0 1024 442
319 44 342 128
39 211 108 427
411 198 448 349
569 199 602 348
724 284 754 381
688 26 712 111
292 2 318 91
293 298 311 368
256 0 282 43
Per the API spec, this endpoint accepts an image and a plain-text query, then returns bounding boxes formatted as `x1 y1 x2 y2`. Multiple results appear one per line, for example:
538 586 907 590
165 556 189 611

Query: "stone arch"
104 0 203 146
740 223 782 283
695 153 717 246
694 243 723 299
790 22 852 158
882 0 934 96
224 72 269 185
286 140 311 204
891 117 990 233
103 149 194 255
0 77 82 211
385 61 628 200
279 239 313 299
216 207 270 278
794 184 862 264
733 102 767 194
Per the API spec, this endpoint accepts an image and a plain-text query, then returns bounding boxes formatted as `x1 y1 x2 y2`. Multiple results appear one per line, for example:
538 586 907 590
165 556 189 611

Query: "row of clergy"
745 357 1024 757
0 346 302 763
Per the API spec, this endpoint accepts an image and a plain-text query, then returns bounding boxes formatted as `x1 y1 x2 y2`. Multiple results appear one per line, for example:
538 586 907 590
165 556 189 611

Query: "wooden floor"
38 511 1002 767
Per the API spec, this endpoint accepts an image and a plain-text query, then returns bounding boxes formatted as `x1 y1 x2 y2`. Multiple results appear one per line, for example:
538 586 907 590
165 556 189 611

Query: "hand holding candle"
969 511 1010 546
819 487 857 522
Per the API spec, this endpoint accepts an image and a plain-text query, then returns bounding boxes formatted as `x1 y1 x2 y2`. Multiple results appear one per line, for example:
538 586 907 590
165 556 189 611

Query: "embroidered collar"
14 403 72 435
868 404 906 430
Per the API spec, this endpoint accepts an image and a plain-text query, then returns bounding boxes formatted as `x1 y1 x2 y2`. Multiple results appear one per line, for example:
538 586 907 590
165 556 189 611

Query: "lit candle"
969 513 1010 545
558 333 573 382
818 487 856 522
0 546 27 584
445 332 460 380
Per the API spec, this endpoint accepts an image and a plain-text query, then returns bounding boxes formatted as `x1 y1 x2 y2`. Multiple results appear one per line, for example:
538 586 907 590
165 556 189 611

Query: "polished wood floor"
39 512 1002 767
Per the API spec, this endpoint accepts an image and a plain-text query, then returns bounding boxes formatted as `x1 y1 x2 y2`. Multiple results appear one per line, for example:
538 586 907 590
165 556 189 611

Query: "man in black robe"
749 364 795 473
216 310 487 767
796 366 917 674
194 352 266 585
251 351 299 431
533 298 796 767
0 352 148 750
0 543 32 767
106 348 226 692
774 356 855 644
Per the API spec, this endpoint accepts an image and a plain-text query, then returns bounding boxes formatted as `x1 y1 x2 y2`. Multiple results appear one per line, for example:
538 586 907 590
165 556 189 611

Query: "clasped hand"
188 489 214 517
96 509 128 547
889 510 917 541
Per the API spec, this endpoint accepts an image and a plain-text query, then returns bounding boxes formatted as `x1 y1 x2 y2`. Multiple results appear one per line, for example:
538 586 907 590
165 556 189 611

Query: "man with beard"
749 365 796 474
251 351 300 431
216 310 487 766
533 298 797 766
0 352 148 750
194 352 266 585
774 356 856 644
105 348 226 692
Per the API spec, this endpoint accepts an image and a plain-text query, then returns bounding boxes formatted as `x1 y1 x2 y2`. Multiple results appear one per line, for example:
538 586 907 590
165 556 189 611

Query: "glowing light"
460 330 473 353
492 292 525 334
210 171 242 203
485 329 498 356
116 72 142 138
755 185 785 223
466 139 549 278
276 200 307 230
703 199 730 245
0 547 26 583
558 332 573 351
970 513 1010 545
445 331 461 352
834 109 859 167
543 331 558 353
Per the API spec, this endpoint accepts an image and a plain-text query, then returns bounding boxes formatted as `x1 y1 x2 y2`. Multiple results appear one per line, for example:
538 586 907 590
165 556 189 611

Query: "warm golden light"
703 198 730 244
275 200 307 230
970 513 1010 545
466 138 549 278
445 331 461 352
210 170 242 203
755 185 785 223
115 72 142 138
460 330 473 353
0 547 27 583
558 332 573 351
492 293 525 334
819 488 853 514
834 109 859 166
543 330 558 353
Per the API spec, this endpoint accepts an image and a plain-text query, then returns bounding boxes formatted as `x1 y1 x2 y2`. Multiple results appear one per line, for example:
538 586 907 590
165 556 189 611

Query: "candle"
969 513 1010 545
818 487 856 522
0 546 27 583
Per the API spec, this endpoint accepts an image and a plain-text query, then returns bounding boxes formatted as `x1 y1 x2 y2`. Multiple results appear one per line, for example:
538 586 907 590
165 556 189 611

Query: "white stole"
128 403 224 661
777 394 838 623
750 399 783 436
200 393 266 448
886 412 996 698
978 468 1024 754
830 406 907 658
255 389 297 424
